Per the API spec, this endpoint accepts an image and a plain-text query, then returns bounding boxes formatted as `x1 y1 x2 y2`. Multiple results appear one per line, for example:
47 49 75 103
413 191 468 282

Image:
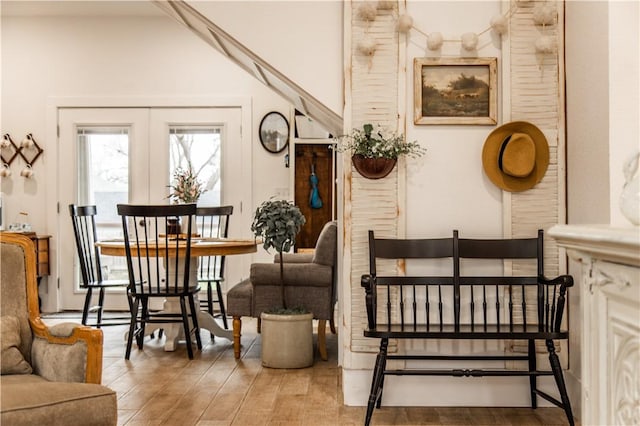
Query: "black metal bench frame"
362 229 574 426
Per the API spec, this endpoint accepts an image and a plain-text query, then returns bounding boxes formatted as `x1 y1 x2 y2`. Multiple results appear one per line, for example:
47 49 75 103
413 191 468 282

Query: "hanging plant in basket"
337 124 426 179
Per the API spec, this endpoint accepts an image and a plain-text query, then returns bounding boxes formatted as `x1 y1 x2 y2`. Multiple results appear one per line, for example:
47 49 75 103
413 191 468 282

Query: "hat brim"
482 121 549 192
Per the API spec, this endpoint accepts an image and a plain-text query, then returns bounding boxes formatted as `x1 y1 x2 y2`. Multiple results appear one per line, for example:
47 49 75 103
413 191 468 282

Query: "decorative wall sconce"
0 134 20 167
18 133 44 169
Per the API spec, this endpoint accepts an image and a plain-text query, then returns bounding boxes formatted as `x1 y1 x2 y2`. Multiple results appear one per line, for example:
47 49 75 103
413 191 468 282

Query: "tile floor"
42 314 576 425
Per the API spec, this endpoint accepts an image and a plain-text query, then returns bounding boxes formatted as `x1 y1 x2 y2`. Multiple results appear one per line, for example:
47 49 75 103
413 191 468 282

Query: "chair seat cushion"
0 316 32 375
1 374 117 426
227 279 252 317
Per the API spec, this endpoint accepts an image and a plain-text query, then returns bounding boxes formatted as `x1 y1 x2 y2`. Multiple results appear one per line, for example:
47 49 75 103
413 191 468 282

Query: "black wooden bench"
362 230 574 426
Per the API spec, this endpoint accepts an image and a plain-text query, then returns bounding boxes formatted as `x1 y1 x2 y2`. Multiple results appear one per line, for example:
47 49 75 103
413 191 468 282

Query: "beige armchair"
228 221 337 360
1 233 117 426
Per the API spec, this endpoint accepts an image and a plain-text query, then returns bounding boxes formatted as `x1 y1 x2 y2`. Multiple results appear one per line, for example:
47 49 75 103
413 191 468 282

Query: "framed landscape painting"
414 57 497 125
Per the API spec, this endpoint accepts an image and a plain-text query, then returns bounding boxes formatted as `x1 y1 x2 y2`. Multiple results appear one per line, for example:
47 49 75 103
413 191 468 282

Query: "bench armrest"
540 274 574 288
539 274 574 331
29 317 104 384
361 274 376 330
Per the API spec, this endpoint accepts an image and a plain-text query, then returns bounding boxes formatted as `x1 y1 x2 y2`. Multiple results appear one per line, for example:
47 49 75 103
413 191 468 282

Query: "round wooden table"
96 238 257 350
97 238 258 257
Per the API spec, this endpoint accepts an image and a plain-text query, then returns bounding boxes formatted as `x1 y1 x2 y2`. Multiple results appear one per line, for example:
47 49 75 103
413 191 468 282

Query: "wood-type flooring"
43 314 576 425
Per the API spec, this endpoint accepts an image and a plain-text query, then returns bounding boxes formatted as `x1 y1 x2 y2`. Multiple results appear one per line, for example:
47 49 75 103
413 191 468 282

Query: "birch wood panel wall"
344 0 566 358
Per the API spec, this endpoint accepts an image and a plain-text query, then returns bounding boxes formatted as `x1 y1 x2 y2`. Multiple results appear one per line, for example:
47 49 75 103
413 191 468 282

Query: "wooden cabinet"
291 141 336 250
288 111 336 251
550 225 640 426
34 235 51 278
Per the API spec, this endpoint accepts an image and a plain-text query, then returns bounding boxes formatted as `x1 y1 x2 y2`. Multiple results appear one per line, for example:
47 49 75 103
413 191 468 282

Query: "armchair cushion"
312 221 337 266
276 253 314 263
250 262 332 288
1 374 117 426
1 316 32 375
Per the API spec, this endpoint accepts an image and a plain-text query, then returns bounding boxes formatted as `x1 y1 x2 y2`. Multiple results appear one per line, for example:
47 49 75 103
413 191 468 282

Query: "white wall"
404 1 503 238
607 0 640 226
192 0 343 117
565 1 611 415
0 12 293 309
564 0 639 417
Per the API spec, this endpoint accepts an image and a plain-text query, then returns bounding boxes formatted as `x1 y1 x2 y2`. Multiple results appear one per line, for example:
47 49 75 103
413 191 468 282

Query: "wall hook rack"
18 133 44 168
0 134 20 166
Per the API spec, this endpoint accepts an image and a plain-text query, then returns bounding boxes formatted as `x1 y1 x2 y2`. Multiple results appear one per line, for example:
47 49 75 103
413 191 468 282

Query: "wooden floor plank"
42 314 577 426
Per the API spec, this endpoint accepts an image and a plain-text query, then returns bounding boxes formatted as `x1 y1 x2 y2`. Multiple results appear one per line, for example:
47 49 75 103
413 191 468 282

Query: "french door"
58 107 248 311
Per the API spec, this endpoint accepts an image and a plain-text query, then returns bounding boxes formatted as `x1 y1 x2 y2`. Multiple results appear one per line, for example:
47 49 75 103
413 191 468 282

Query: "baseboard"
342 368 566 407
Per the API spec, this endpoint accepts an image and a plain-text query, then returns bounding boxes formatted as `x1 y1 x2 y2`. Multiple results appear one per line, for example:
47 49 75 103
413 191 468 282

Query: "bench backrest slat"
362 229 571 334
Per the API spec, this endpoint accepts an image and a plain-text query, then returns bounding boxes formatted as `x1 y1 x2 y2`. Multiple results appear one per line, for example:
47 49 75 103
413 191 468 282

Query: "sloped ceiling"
152 0 343 137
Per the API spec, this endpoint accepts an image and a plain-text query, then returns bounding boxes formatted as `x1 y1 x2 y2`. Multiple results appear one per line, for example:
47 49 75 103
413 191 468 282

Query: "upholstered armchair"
1 233 117 426
227 221 337 360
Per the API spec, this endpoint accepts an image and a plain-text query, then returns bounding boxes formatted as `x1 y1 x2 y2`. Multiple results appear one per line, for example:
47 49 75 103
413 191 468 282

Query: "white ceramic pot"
260 312 313 369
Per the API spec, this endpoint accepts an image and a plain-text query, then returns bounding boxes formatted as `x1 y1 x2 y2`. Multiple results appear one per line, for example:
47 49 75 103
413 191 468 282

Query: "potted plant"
337 123 426 179
251 199 313 368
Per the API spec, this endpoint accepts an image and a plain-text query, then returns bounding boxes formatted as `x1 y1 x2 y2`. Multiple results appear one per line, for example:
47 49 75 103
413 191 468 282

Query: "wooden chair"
195 205 233 330
69 204 131 328
117 203 202 359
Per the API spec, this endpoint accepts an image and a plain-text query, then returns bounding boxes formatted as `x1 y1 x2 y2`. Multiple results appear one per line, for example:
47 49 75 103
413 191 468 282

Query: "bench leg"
365 338 388 426
318 319 328 361
546 339 574 426
528 339 537 409
233 316 242 359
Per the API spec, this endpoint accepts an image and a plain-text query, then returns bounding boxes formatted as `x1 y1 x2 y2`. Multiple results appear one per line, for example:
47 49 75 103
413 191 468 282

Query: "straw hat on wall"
482 121 549 192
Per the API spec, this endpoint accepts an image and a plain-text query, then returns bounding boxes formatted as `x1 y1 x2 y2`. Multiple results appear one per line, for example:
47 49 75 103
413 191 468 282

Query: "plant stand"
260 312 314 368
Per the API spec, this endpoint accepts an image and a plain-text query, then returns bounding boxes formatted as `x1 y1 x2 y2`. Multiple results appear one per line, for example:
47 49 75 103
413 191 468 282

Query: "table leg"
157 296 231 351
158 261 232 351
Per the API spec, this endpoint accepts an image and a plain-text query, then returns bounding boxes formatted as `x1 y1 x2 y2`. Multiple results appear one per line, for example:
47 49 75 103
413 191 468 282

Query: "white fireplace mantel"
549 224 640 426
549 224 640 267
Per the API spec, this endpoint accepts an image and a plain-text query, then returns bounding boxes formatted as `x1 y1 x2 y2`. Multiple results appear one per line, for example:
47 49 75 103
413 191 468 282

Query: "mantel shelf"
549 224 640 267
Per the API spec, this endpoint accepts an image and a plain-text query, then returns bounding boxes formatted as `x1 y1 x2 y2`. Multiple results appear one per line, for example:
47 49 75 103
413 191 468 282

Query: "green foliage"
337 124 426 160
251 199 306 311
251 199 306 254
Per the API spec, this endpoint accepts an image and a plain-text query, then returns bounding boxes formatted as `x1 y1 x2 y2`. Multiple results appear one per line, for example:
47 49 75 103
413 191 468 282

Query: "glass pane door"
169 126 221 207
58 107 249 311
76 127 129 280
58 108 149 310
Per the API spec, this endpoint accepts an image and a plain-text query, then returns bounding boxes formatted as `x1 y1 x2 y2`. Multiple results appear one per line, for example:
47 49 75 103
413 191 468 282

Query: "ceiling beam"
152 0 343 137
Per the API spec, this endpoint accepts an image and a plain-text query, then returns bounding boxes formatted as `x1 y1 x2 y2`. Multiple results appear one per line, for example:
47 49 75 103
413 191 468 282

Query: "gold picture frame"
414 57 497 125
